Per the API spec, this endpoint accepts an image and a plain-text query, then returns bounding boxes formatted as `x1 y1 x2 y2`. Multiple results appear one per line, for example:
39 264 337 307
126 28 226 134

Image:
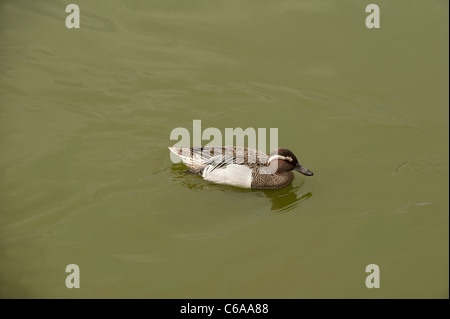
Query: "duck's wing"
169 147 211 161
168 146 220 173
169 146 268 172
201 146 268 173
202 154 241 173
238 146 269 165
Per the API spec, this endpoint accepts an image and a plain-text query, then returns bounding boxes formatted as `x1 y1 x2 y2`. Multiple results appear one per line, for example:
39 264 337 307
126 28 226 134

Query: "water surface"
0 0 448 298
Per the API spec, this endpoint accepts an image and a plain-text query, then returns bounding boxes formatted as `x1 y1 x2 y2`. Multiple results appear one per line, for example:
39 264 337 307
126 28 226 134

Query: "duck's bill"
294 164 314 176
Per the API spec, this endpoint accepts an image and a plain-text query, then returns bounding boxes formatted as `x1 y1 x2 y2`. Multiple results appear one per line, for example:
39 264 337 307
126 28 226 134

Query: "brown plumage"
169 146 313 189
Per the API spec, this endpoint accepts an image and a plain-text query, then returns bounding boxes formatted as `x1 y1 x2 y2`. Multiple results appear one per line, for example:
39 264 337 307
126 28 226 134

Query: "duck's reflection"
170 164 208 190
258 183 312 213
170 164 312 212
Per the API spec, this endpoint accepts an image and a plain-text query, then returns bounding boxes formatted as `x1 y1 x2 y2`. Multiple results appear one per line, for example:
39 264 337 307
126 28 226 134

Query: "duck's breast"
202 164 252 188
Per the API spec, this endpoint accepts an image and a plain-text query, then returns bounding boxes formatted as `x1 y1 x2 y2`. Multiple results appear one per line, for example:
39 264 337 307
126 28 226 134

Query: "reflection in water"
258 184 312 214
170 163 209 190
170 164 312 212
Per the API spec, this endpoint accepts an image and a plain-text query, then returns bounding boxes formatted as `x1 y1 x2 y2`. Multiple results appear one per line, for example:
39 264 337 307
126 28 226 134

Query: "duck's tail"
168 146 209 173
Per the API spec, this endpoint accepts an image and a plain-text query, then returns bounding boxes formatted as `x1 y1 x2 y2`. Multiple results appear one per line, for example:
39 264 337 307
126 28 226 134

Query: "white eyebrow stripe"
268 155 293 163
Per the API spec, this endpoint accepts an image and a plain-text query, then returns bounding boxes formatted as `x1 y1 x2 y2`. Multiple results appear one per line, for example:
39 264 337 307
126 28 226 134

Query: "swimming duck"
169 146 313 189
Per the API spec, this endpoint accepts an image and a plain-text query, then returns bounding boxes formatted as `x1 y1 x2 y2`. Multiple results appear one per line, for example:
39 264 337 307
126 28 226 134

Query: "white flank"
202 164 252 188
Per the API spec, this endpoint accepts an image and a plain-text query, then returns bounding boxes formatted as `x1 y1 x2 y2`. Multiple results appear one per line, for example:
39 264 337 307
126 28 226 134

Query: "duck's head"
268 148 314 176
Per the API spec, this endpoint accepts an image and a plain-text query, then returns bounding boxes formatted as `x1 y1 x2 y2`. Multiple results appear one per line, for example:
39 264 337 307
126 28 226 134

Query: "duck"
169 146 313 189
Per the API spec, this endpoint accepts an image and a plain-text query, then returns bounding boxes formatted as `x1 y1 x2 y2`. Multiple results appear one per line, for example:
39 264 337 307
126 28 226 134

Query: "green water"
0 0 448 298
